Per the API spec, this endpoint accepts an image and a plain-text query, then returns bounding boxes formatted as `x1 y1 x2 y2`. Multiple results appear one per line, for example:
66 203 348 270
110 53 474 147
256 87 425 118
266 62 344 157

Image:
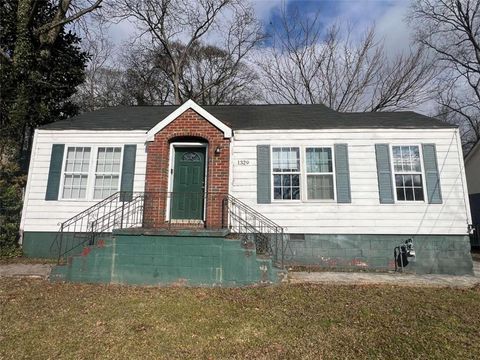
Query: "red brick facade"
144 109 230 228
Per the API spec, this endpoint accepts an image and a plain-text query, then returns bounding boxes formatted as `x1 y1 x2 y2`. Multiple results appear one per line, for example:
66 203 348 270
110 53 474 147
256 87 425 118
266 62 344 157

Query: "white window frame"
269 145 337 203
59 145 124 201
93 146 123 200
59 146 92 200
303 146 336 202
271 146 302 202
390 144 426 203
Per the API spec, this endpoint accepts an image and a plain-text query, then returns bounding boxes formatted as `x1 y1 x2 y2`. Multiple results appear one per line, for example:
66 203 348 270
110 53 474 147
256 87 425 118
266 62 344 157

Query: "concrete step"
50 232 282 286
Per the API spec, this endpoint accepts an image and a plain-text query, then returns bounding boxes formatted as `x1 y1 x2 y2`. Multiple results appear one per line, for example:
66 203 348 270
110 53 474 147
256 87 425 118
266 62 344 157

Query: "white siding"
20 130 147 233
230 128 471 235
21 126 472 237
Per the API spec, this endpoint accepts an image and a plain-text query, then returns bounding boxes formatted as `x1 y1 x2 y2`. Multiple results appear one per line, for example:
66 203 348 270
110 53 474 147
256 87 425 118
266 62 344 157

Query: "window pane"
292 174 299 186
94 175 103 189
93 147 121 199
414 188 424 201
393 147 402 172
272 147 300 172
411 146 421 172
274 175 281 186
392 146 421 173
62 174 87 199
273 174 300 200
272 147 301 200
274 187 282 199
306 148 332 173
404 175 413 186
292 187 300 200
405 188 414 201
93 174 119 199
111 175 119 188
402 146 412 172
62 147 91 199
72 174 80 186
413 175 422 186
64 174 73 186
395 175 403 186
272 149 281 172
307 175 334 200
393 147 424 202
94 188 102 199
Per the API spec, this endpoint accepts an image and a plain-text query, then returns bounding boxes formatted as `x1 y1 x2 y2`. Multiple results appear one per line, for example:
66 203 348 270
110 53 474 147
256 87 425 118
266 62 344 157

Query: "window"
306 147 334 200
392 145 424 201
272 147 300 200
94 147 122 199
62 147 91 199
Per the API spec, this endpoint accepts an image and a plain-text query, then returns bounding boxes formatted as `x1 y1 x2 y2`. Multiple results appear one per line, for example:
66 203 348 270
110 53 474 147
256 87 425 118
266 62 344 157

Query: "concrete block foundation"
286 234 474 275
50 229 282 286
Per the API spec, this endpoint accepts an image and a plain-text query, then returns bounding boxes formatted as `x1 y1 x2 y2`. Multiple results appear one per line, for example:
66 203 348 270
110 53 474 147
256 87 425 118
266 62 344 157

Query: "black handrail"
51 191 287 267
223 195 286 266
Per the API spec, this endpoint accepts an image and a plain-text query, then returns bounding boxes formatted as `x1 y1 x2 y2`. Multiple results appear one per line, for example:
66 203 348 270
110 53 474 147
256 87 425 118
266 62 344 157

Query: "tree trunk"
9 0 35 162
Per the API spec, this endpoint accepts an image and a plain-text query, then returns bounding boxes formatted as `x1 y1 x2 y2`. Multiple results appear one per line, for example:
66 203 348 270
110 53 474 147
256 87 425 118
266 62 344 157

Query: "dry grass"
0 257 56 265
1 278 479 359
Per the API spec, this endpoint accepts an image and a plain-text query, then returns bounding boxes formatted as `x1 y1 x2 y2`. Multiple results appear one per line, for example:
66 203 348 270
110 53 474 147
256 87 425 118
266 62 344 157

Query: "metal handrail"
51 191 287 267
61 191 121 228
223 194 286 267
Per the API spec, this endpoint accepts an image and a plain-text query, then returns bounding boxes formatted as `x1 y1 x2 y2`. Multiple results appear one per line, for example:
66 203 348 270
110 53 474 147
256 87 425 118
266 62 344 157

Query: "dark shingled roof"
40 104 456 131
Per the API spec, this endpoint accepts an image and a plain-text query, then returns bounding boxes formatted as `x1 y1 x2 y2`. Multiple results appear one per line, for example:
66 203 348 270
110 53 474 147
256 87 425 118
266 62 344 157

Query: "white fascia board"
146 99 232 141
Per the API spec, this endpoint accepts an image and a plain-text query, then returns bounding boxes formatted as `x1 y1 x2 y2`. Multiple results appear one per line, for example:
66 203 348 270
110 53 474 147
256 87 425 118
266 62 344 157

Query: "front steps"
50 229 283 286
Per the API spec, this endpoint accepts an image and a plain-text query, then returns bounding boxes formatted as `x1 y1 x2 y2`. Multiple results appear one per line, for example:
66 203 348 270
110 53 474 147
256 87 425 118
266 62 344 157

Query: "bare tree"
73 17 118 111
114 0 263 104
121 46 172 105
411 0 480 151
257 5 436 112
176 42 260 105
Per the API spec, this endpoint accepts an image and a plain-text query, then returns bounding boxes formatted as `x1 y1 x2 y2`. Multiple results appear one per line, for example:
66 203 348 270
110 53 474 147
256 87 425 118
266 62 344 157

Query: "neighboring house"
465 140 480 245
20 100 474 284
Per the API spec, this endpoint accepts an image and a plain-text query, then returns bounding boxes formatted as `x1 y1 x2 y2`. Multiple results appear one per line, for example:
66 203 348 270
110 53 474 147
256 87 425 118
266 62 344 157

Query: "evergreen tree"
0 0 89 254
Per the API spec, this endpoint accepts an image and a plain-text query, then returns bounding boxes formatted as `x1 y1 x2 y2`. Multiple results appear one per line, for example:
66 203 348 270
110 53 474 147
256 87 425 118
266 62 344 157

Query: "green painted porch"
50 229 283 287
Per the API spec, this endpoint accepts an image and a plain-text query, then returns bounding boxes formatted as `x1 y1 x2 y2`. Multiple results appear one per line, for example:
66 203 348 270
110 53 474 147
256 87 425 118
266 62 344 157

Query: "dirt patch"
0 264 53 278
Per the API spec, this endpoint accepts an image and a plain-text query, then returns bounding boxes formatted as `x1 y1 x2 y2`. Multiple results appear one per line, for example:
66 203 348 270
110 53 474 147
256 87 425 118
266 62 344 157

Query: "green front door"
171 147 206 220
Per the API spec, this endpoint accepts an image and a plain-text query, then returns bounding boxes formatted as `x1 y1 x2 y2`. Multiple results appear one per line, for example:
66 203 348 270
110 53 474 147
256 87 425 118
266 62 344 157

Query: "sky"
107 0 414 54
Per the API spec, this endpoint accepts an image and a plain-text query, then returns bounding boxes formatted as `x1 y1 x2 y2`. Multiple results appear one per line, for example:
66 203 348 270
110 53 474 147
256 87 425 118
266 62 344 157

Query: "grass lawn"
1 278 479 359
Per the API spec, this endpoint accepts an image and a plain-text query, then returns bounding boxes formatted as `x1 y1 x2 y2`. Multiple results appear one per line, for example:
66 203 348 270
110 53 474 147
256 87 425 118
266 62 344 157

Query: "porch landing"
50 229 283 287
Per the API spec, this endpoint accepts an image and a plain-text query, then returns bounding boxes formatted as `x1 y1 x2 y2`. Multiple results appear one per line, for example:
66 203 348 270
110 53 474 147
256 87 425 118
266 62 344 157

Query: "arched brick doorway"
144 109 230 228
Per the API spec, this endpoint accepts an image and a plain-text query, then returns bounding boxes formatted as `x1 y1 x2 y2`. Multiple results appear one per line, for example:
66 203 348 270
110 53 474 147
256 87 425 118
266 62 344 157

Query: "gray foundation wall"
286 234 474 275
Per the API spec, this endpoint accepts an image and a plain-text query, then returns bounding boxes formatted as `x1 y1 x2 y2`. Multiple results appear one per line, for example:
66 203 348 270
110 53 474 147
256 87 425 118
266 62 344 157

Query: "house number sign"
237 160 250 165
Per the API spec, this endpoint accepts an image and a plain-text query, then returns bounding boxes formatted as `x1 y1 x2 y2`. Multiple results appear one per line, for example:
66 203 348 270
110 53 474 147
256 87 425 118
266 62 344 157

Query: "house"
19 100 474 285
465 139 480 246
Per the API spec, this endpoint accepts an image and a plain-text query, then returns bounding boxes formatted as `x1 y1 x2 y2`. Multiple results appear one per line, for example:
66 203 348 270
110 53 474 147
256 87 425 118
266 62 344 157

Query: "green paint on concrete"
51 230 282 287
22 232 85 259
286 234 474 275
28 230 474 277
